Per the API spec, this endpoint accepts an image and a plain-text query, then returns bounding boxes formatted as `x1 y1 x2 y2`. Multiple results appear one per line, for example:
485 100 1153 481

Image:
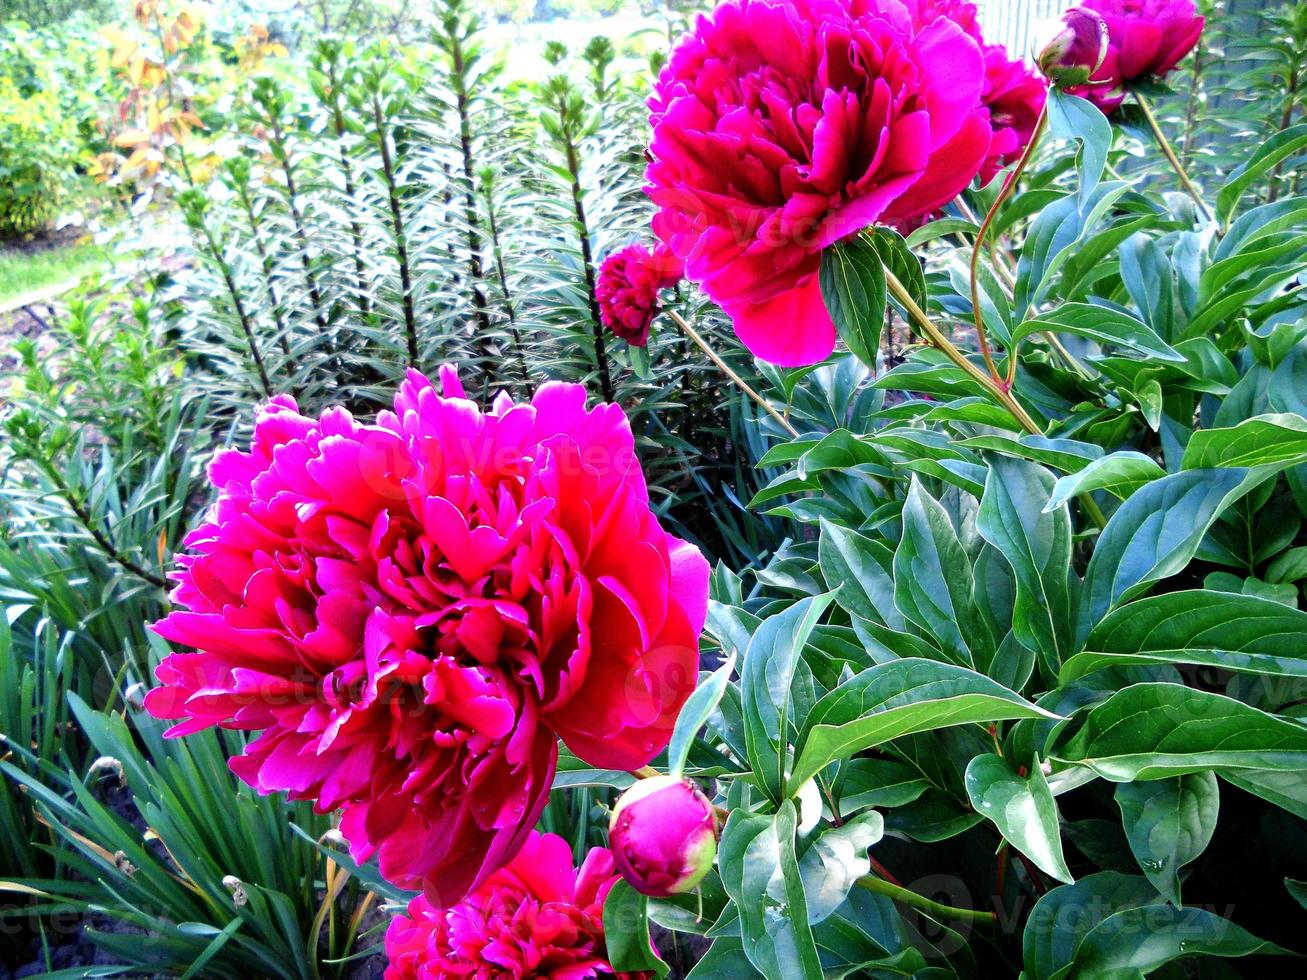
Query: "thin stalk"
667 310 800 438
323 59 372 323
1135 92 1214 222
1267 64 1300 204
856 875 996 926
233 179 293 360
272 121 331 331
971 104 1048 384
372 94 419 365
194 220 274 396
448 23 493 336
1180 42 1205 172
482 177 531 386
35 459 168 590
557 108 614 402
884 270 1108 530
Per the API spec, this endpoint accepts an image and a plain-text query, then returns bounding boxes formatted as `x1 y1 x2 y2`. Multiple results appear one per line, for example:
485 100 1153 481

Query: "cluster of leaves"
584 79 1307 980
0 17 104 238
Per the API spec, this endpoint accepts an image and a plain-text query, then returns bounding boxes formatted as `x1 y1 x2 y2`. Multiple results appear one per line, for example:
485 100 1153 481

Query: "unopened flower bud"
1038 8 1110 87
609 775 718 897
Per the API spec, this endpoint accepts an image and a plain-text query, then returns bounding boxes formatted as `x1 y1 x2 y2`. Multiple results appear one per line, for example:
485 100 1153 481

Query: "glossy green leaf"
818 518 904 630
718 803 822 980
1064 590 1307 683
603 879 670 978
668 654 737 779
894 480 989 667
1070 904 1293 975
1181 413 1307 470
965 754 1073 883
1013 303 1185 362
1052 683 1307 781
820 237 885 370
742 594 835 801
1023 872 1161 979
1045 451 1165 511
976 457 1076 678
1217 123 1307 227
789 658 1055 792
798 811 884 925
1114 772 1218 906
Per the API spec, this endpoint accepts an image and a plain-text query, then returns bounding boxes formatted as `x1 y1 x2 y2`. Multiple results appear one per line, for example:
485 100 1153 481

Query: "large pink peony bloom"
1076 0 1205 112
596 242 683 347
385 831 651 979
145 369 709 907
646 0 991 366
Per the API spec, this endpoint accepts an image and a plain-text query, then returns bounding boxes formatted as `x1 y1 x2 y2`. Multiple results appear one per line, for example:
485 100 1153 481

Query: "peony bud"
1038 8 1110 88
609 775 718 897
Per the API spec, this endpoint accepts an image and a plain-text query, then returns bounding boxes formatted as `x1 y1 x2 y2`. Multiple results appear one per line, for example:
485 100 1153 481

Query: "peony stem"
666 310 801 438
883 269 1108 530
883 270 1042 435
856 874 997 926
1134 92 1214 223
970 104 1049 384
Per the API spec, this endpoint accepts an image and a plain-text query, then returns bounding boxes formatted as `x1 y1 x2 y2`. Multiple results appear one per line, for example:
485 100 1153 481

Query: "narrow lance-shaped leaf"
1114 772 1219 906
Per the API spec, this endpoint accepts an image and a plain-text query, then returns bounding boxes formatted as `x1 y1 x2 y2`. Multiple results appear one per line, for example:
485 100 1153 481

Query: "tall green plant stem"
371 94 419 365
481 174 532 386
231 177 293 359
666 310 800 438
554 105 614 403
322 58 372 323
883 270 1108 530
446 21 493 335
190 220 274 397
971 104 1048 384
1135 92 1214 222
265 115 331 332
856 875 996 926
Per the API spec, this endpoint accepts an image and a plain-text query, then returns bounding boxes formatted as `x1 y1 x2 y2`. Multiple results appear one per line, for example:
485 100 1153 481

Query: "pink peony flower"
1074 0 1205 112
646 0 991 366
384 831 651 979
978 45 1048 183
596 242 683 347
145 369 709 907
609 776 718 897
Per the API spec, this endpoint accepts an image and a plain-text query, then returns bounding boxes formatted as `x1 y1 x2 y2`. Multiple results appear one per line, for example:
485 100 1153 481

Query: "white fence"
977 0 1065 62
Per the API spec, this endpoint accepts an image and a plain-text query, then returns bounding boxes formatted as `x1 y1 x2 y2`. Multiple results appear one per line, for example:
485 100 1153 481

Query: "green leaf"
865 227 927 319
718 803 822 980
964 754 1073 883
818 519 904 630
742 594 835 801
1217 123 1307 227
797 811 884 925
976 457 1076 679
837 759 930 812
1012 303 1185 362
1064 590 1307 683
1181 413 1307 470
1221 770 1307 820
668 654 736 779
1080 467 1275 627
1045 451 1165 511
685 939 764 979
1114 772 1218 906
1023 872 1161 979
1052 683 1307 781
603 879 670 978
820 237 885 370
894 480 990 667
1047 86 1111 200
789 658 1055 792
1070 904 1293 975
1016 181 1131 314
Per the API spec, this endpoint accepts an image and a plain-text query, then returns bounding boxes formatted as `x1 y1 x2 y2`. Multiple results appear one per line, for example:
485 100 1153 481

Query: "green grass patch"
0 239 110 308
